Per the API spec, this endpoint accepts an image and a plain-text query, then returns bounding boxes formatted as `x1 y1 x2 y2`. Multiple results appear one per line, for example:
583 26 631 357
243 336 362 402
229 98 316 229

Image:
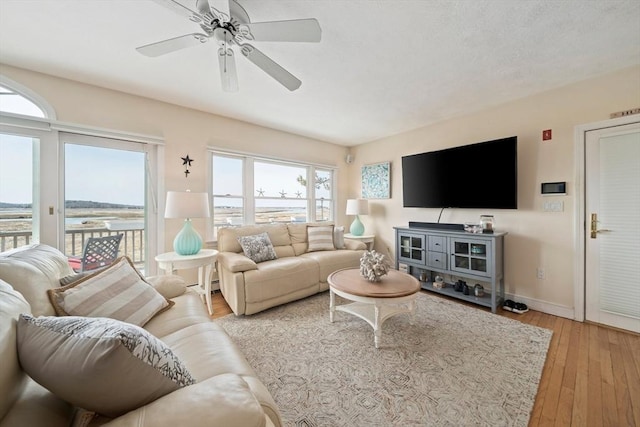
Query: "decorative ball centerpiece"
359 250 389 282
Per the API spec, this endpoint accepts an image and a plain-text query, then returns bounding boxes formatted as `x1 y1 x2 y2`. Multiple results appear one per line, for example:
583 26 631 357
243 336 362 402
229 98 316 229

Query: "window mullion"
307 166 314 222
244 157 255 225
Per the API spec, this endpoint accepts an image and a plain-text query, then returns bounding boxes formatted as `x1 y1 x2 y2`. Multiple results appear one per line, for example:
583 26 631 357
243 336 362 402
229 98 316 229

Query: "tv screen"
402 136 517 209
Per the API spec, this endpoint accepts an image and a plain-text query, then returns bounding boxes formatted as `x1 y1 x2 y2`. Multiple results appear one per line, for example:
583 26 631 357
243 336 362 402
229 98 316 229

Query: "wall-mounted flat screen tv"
402 136 517 209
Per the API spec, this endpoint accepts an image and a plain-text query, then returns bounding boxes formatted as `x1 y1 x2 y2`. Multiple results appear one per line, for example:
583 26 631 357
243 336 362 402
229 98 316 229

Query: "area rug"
215 292 552 427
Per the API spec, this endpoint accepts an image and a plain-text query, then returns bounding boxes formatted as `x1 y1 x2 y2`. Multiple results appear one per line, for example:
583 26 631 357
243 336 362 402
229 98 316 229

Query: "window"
212 155 244 228
63 137 148 268
211 152 335 238
0 133 35 250
0 78 162 274
0 80 49 251
0 85 46 118
254 161 307 224
314 169 333 222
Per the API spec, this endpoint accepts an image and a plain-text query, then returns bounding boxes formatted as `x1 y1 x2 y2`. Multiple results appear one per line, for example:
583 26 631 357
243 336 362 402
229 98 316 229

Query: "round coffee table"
328 268 420 348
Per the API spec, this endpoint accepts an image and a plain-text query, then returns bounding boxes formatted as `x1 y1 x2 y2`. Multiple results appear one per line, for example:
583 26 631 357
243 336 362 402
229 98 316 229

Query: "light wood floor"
208 291 640 427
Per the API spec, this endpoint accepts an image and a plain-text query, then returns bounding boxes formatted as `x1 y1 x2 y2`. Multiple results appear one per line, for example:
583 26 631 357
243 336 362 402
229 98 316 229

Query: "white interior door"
585 122 640 332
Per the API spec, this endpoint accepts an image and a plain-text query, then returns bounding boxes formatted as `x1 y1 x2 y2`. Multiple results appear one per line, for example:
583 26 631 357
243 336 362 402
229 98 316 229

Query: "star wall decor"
180 154 194 178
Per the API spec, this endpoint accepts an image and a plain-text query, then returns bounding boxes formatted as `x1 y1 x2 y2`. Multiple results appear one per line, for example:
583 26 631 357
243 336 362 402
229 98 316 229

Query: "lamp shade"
346 199 369 215
164 191 210 219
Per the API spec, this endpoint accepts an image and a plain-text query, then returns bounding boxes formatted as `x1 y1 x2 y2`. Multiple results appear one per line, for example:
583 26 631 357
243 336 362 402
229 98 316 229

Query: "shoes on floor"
503 300 529 314
512 302 529 314
502 299 515 312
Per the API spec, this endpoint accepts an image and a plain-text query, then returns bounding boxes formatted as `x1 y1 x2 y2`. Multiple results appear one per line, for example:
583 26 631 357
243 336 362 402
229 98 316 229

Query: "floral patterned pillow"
237 232 278 263
17 314 196 418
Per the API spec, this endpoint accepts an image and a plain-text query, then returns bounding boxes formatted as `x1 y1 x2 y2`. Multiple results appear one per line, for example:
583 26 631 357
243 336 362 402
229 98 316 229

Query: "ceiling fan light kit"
137 0 322 92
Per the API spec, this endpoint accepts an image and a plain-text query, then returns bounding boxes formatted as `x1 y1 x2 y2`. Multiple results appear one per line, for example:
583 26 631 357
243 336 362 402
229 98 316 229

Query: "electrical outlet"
536 268 545 280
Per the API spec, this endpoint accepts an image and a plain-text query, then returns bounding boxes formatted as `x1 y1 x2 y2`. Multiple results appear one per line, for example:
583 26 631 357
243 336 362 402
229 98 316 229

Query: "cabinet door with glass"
397 232 426 265
449 238 492 277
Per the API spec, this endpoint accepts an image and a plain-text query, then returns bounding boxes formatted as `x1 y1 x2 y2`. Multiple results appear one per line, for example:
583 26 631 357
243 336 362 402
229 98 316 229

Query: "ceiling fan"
136 0 321 92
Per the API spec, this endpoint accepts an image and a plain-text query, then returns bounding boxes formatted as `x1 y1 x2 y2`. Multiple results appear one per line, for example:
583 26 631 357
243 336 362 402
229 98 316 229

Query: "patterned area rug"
216 292 552 427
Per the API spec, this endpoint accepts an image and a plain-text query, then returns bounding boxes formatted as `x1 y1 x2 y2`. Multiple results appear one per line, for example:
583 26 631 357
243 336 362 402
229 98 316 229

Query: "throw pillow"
146 275 187 299
59 266 108 286
334 225 346 249
307 225 335 252
48 256 173 327
17 314 196 418
237 232 278 263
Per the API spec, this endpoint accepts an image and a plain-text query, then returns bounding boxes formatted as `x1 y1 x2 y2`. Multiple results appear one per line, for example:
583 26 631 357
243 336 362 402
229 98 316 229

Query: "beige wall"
0 64 351 258
3 64 639 313
348 65 640 314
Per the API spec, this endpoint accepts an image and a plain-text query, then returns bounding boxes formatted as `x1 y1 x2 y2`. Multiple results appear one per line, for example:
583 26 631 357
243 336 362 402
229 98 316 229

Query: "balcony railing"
0 228 145 264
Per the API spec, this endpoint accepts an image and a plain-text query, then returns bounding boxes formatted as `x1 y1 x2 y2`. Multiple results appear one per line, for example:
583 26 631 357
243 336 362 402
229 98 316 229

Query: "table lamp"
164 191 210 255
346 198 369 236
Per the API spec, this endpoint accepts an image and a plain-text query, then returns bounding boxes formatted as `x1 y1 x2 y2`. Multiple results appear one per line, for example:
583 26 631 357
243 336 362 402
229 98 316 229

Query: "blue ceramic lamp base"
173 219 202 255
350 215 365 236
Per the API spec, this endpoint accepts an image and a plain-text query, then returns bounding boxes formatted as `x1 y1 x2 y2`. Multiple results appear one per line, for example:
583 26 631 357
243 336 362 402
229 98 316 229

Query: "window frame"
209 149 337 239
0 76 164 274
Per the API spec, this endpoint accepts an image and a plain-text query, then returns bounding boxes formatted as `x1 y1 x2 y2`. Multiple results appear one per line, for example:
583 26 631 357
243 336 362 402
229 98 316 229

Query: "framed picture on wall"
361 161 391 199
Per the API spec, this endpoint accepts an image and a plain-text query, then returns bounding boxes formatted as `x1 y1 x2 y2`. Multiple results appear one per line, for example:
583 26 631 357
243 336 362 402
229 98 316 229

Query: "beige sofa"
0 244 281 427
217 223 366 315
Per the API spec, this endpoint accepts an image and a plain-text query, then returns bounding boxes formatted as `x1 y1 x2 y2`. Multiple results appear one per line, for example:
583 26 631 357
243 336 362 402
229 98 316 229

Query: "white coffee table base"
330 287 418 349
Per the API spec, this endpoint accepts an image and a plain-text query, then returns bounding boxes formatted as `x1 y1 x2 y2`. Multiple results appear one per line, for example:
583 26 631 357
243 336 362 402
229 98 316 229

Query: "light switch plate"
543 201 564 212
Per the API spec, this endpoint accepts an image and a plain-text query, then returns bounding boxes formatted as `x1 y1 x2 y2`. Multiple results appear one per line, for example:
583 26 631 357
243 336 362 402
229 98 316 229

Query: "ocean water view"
0 204 328 238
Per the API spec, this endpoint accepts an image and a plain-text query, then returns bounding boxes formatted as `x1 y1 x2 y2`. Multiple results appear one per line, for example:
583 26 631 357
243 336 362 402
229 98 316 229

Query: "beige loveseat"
0 244 281 427
217 223 366 315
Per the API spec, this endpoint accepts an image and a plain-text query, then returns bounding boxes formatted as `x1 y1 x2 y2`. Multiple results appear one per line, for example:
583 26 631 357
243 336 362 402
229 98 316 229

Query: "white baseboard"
506 293 575 320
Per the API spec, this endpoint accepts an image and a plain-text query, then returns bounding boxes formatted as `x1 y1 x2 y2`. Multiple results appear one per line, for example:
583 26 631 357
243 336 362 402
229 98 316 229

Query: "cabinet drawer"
428 251 447 269
428 236 446 252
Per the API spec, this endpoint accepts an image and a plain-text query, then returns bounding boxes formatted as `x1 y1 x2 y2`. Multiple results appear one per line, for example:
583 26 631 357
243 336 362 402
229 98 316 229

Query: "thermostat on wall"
541 182 566 195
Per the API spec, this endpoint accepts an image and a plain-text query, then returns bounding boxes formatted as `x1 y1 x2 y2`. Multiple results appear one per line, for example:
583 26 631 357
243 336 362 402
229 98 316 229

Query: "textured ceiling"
0 0 639 146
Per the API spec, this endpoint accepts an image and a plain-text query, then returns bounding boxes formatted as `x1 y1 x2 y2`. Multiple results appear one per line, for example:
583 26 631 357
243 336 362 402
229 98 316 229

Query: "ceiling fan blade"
136 33 209 57
241 19 321 42
151 0 204 23
239 44 301 91
209 0 231 22
195 0 210 16
230 0 250 24
218 48 239 92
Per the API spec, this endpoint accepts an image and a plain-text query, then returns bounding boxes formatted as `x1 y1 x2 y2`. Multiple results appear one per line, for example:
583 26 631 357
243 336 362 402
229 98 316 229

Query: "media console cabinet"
394 226 506 313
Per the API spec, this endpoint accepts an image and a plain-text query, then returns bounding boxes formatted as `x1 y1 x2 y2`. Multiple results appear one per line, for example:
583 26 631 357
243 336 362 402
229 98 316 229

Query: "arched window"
0 77 54 250
0 85 46 118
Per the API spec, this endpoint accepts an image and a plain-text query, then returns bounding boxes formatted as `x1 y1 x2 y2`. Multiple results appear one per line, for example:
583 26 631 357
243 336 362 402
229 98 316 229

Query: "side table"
344 233 375 250
155 249 218 315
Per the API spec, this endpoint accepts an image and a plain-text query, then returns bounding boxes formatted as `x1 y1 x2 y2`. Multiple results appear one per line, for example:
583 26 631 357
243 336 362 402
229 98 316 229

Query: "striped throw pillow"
307 225 335 252
47 256 172 327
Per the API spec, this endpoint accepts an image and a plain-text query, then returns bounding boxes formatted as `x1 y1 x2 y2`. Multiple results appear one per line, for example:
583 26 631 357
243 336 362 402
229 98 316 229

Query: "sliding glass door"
1 80 161 271
0 133 36 250
62 133 153 273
